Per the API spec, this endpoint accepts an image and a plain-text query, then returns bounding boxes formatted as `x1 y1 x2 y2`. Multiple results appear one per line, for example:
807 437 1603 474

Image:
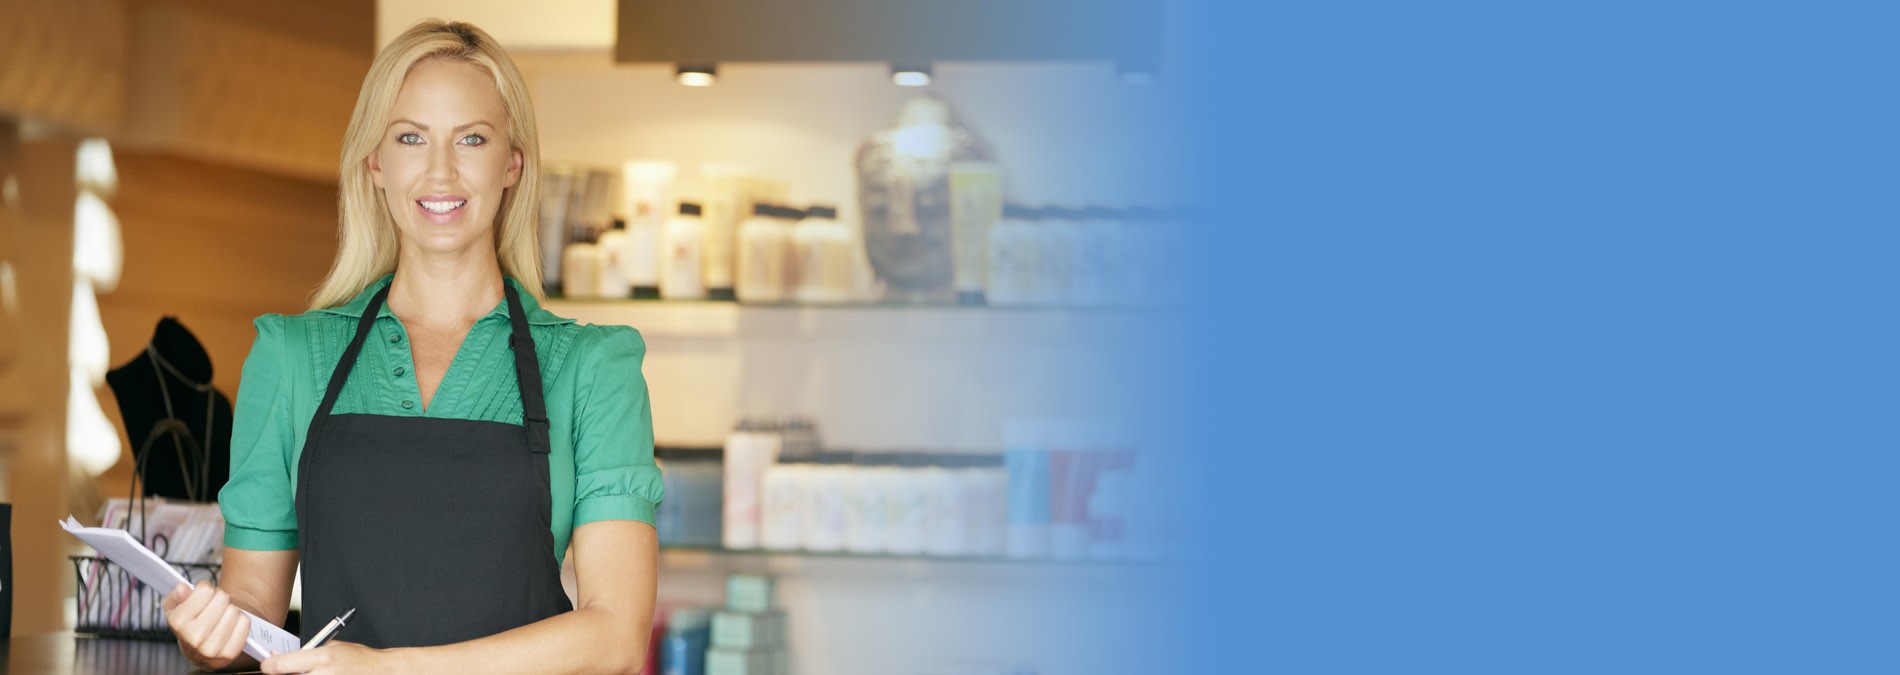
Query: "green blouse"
218 274 661 566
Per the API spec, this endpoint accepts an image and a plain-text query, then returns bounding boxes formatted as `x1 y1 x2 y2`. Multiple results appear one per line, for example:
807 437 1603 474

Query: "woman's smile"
414 193 470 223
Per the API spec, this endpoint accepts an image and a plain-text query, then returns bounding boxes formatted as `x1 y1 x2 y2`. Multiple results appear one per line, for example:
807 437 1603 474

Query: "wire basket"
70 555 221 641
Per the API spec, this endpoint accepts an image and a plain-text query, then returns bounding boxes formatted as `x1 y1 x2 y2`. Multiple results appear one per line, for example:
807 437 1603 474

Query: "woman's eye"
397 132 423 145
460 134 487 147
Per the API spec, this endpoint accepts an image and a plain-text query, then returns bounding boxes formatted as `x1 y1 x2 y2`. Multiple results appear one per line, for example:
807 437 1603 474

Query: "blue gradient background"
1177 0 1900 672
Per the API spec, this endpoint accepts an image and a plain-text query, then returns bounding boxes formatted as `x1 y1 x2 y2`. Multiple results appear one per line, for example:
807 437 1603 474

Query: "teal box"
726 573 774 612
711 609 785 649
706 647 777 675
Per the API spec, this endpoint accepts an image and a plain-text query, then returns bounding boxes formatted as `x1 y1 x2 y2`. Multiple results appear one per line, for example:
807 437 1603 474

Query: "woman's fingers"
200 606 243 660
170 582 228 654
181 580 216 616
161 581 253 671
220 612 253 662
161 584 189 613
195 588 231 647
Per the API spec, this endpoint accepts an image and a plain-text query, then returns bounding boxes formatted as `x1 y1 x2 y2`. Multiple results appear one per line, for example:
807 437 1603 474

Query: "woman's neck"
385 252 506 328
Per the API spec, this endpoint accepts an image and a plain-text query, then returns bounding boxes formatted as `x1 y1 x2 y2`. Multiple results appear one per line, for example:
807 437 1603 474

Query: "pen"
301 608 356 650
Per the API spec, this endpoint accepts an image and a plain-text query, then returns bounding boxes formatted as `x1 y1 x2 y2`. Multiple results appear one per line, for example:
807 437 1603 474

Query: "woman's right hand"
162 580 253 671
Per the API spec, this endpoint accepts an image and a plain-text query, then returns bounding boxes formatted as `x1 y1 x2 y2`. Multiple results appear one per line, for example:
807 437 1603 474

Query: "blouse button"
392 366 406 377
401 400 414 409
389 333 403 344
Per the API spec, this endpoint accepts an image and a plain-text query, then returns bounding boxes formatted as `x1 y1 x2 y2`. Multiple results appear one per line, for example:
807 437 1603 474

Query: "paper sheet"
62 516 300 660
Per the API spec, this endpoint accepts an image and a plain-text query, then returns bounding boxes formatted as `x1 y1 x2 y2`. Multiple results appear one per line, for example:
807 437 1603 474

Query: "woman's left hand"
259 641 397 674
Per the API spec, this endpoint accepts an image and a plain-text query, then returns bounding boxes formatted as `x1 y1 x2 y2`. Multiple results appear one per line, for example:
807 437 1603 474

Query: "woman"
159 20 661 674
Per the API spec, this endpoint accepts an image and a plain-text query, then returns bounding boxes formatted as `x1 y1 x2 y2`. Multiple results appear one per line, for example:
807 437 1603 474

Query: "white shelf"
545 299 1179 343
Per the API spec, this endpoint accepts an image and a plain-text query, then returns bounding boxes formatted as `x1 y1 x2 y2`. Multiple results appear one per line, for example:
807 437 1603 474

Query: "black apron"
294 284 572 649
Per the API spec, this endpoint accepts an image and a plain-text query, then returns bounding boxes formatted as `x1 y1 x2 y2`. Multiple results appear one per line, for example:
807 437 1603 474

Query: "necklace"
142 343 216 502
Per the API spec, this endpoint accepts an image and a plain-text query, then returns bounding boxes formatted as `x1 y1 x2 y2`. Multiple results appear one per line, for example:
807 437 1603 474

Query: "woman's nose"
425 144 457 182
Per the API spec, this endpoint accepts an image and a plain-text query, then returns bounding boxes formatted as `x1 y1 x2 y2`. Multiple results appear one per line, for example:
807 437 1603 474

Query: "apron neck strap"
503 285 552 454
311 280 551 455
315 284 391 419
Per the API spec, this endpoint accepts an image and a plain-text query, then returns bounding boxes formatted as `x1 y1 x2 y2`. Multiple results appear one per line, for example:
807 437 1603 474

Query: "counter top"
2 633 215 674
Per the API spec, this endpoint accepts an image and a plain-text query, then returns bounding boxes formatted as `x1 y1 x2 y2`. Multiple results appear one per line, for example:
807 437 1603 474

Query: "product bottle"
722 420 783 550
621 161 676 298
701 168 786 301
985 204 1039 306
948 162 1004 305
773 206 803 297
802 458 847 552
561 234 603 299
1004 420 1051 558
736 203 795 303
844 456 891 553
1032 207 1076 306
793 205 854 303
662 202 707 300
884 456 928 555
1069 207 1116 307
920 459 966 557
759 463 806 551
595 219 634 299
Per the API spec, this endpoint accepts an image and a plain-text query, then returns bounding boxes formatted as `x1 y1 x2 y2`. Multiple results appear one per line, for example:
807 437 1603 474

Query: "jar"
985 204 1040 306
843 464 890 553
802 464 847 552
920 464 966 557
792 205 856 303
662 202 707 300
736 203 796 303
758 464 806 551
883 462 927 555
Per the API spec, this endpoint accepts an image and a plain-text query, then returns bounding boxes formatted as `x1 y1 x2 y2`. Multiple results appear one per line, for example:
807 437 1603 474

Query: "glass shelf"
545 296 1179 341
657 544 1176 568
545 294 1173 313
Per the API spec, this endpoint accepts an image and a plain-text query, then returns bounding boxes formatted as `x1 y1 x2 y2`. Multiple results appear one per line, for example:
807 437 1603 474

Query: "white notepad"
62 515 300 660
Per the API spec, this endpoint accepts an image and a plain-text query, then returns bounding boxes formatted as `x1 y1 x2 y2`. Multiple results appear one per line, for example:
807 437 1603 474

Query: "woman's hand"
261 641 397 674
161 581 253 671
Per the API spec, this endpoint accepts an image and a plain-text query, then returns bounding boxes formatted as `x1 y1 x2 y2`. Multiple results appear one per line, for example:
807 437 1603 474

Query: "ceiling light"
891 64 932 87
676 64 717 87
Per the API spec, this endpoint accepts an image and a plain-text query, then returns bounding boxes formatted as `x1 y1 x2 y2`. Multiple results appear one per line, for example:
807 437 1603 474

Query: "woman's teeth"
420 200 466 214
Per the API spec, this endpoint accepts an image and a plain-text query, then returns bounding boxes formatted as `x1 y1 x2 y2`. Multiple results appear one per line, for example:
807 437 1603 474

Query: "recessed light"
891 63 932 87
676 64 717 87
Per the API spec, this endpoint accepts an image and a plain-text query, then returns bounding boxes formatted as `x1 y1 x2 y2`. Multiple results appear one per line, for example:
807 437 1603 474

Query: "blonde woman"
159 20 660 674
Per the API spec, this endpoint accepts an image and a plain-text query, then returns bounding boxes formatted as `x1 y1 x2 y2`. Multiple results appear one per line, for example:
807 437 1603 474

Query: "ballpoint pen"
301 608 356 650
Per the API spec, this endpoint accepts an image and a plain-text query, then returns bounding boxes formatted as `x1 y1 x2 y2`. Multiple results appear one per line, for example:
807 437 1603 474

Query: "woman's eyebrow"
387 118 495 132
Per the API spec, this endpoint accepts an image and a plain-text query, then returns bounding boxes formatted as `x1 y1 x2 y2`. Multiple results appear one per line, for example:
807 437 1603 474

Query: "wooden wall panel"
0 0 128 135
118 1 372 181
5 136 77 636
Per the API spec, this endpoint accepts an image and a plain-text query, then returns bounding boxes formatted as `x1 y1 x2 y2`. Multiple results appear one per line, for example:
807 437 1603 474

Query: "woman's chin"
399 227 491 257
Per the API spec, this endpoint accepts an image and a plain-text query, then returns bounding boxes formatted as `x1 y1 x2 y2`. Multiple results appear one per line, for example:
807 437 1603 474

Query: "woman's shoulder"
247 308 356 341
570 322 647 362
243 310 362 371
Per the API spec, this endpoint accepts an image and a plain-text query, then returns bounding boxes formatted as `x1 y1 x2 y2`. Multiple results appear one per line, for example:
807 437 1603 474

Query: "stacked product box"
707 573 789 675
657 447 724 547
660 608 712 675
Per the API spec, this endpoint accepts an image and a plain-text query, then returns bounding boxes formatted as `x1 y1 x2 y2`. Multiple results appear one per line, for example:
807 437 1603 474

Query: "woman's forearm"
388 605 648 675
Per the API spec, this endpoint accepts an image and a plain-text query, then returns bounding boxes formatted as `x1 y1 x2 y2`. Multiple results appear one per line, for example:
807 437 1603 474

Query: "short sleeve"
570 325 663 528
218 315 300 550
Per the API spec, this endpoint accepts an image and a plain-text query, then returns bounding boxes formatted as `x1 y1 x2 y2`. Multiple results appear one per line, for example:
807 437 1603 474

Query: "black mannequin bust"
105 317 232 502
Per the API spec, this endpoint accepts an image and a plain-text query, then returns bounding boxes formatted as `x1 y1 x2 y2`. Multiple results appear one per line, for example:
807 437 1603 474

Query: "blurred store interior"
0 1 1202 673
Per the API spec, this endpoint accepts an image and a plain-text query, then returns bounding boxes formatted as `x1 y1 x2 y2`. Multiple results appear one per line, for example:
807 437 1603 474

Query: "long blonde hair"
310 19 543 310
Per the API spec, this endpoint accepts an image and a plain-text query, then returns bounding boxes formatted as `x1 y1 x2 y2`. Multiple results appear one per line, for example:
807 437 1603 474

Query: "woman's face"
368 58 522 259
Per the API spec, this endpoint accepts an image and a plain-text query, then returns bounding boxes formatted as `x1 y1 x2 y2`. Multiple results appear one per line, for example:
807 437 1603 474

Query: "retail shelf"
545 298 1180 342
656 544 1177 568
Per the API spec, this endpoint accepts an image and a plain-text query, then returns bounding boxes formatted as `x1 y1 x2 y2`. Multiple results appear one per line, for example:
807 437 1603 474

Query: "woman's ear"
504 146 523 188
367 150 385 188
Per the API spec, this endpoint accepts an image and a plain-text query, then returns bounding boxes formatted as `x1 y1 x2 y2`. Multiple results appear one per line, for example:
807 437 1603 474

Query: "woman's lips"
415 196 468 223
